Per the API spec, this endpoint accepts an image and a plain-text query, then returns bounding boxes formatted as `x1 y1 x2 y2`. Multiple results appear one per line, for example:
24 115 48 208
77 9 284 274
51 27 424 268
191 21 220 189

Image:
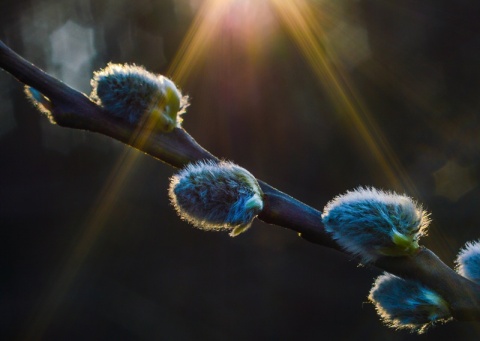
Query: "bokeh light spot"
434 160 478 202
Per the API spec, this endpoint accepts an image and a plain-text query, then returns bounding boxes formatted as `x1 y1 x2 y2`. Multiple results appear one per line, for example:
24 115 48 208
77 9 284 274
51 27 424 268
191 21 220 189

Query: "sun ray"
168 0 233 85
270 0 416 195
23 143 142 339
270 0 457 261
24 64 190 337
23 2 241 336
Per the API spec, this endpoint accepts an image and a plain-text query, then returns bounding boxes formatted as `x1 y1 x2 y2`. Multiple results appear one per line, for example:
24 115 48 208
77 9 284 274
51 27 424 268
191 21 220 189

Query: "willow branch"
1 40 480 321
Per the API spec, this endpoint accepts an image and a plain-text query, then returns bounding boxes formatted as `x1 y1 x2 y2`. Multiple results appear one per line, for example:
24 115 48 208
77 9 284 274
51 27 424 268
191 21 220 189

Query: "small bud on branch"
90 63 189 132
369 273 452 333
322 187 429 262
169 160 264 236
456 240 480 284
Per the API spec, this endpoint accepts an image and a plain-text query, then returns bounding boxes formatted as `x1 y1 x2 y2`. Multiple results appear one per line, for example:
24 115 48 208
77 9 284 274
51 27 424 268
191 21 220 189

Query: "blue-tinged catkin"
24 86 55 123
369 273 451 334
169 160 264 237
90 63 188 131
455 240 480 284
322 187 429 262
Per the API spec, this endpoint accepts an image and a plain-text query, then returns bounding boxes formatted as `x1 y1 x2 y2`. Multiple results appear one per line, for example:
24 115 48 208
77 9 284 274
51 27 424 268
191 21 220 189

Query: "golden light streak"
168 0 233 85
23 114 162 339
24 154 134 338
270 0 416 194
24 1 240 336
270 0 461 263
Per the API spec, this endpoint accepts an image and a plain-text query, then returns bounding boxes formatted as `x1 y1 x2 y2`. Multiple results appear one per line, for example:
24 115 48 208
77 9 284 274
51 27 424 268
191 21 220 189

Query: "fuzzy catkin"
322 187 429 262
456 240 480 284
90 63 188 126
169 160 264 236
24 87 55 123
369 273 451 333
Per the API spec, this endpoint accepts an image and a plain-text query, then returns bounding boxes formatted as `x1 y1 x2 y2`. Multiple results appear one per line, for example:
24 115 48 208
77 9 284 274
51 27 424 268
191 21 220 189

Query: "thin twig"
1 40 480 321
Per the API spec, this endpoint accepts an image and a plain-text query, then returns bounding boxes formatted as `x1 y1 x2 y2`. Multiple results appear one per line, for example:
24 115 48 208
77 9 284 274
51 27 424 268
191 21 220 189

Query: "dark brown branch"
1 40 480 322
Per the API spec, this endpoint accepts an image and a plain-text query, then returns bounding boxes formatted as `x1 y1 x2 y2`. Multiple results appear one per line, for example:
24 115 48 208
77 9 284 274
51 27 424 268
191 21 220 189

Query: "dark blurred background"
1 0 480 340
